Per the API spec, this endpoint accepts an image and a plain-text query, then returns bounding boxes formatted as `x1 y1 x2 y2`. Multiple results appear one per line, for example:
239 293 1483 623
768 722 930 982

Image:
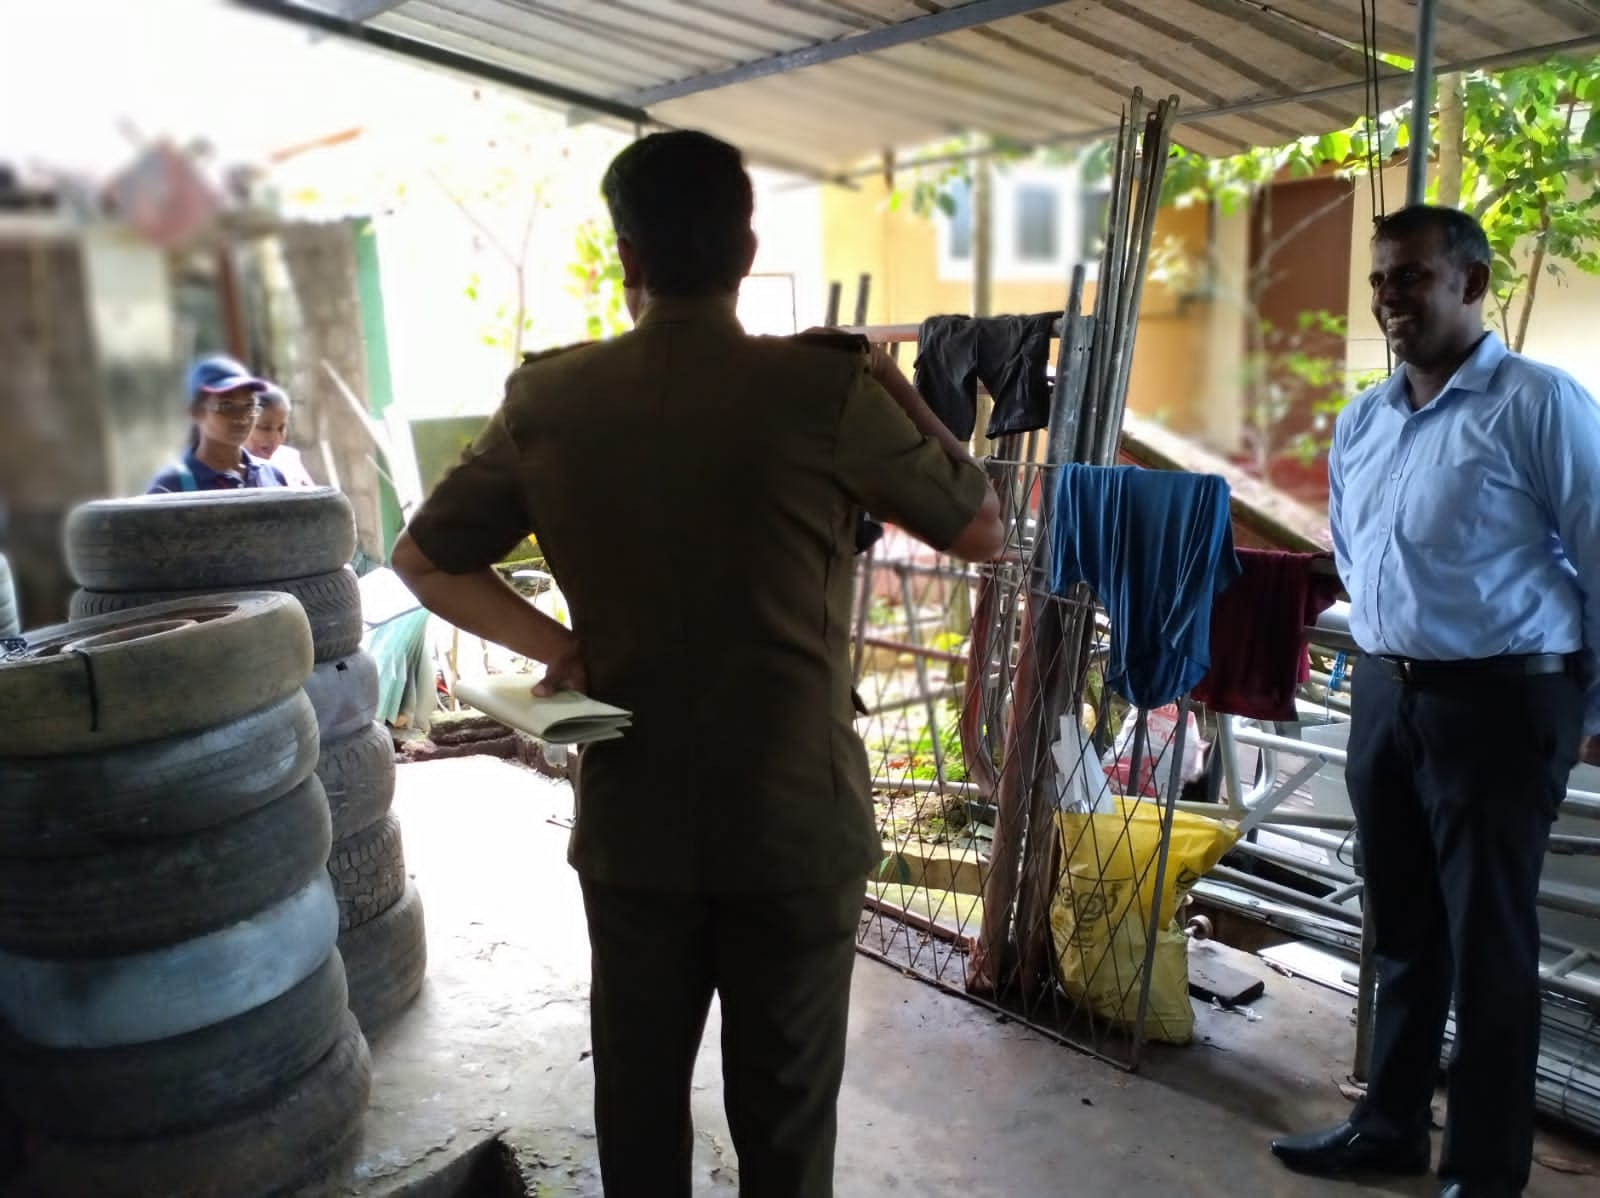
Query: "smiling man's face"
1368 225 1485 371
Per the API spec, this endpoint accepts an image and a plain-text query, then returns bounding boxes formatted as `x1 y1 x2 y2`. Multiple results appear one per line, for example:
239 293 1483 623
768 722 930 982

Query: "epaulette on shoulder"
789 330 870 354
519 341 595 367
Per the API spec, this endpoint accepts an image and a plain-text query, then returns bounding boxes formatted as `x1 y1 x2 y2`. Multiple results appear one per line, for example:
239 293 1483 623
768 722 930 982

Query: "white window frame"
935 162 1107 284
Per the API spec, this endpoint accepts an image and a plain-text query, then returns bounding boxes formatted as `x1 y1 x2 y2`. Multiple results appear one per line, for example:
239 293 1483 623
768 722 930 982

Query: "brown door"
1246 177 1354 487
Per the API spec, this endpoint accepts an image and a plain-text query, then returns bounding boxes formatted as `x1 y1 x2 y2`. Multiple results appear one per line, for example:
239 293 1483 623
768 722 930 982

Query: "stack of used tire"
0 594 369 1196
64 489 427 1033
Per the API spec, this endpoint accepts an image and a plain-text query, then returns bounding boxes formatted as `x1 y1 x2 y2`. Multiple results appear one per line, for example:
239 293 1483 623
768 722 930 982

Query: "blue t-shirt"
1050 464 1241 709
147 449 289 495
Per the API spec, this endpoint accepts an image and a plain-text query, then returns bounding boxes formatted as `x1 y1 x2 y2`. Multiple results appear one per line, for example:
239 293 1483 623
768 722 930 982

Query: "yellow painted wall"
821 175 1232 447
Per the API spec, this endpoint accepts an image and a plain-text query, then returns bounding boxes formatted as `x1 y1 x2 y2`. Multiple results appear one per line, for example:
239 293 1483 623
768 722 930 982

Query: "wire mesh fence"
851 449 1228 1069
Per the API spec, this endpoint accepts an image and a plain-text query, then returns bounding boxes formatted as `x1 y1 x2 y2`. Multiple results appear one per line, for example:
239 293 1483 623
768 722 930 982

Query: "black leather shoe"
1269 1121 1430 1177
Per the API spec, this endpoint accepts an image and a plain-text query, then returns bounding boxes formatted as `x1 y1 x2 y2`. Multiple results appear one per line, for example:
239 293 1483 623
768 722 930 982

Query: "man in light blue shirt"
1270 205 1600 1197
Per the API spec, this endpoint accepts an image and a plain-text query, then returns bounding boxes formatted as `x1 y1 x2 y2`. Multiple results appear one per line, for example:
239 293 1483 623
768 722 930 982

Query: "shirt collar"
634 295 743 332
1380 329 1506 412
185 447 267 485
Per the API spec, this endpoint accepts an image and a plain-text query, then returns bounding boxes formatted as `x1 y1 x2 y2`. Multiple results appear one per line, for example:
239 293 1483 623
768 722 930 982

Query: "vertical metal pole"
1130 695 1191 1070
971 140 996 460
1354 879 1376 1083
1355 0 1439 1088
1405 0 1439 205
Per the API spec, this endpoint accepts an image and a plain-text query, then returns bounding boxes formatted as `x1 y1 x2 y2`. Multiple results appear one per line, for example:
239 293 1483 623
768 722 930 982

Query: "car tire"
63 488 357 593
18 1013 371 1198
340 881 427 1035
0 873 338 1049
0 775 332 959
303 649 380 744
329 815 408 933
316 721 396 841
2 950 349 1142
0 593 312 757
0 690 318 858
70 566 363 663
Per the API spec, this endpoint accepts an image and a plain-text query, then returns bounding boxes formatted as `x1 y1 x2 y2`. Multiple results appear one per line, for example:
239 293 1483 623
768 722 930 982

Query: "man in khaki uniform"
393 130 1003 1198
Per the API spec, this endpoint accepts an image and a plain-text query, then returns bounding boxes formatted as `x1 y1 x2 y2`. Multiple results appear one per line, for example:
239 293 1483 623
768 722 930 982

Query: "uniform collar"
1380 329 1506 412
634 294 743 332
186 447 269 486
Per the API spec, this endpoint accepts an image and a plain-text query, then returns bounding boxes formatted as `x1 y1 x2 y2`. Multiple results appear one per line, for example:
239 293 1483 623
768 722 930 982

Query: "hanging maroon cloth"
1192 549 1343 721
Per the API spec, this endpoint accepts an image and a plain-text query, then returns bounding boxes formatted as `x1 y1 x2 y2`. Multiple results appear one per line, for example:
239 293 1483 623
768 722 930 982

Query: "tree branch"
426 169 518 265
1514 202 1551 354
1255 185 1362 271
1435 73 1465 207
512 188 540 361
1472 148 1600 222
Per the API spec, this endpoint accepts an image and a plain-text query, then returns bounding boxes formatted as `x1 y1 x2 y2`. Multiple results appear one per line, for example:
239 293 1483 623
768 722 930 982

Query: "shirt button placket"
1373 423 1415 645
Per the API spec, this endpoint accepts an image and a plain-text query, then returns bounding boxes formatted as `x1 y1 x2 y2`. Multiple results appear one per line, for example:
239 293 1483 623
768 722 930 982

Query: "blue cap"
187 354 267 400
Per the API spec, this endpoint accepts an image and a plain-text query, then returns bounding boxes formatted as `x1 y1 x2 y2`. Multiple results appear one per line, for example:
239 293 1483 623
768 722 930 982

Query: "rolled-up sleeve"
404 407 534 574
833 370 988 552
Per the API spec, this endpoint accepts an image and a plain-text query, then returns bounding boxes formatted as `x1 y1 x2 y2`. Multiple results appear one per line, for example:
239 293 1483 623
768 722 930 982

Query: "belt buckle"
1394 657 1413 683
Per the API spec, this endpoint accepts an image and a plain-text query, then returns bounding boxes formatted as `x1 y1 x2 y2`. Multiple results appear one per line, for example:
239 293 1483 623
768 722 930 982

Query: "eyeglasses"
202 399 261 417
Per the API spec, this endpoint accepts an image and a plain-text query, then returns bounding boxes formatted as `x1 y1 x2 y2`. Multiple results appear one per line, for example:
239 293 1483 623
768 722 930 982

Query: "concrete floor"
339 757 1598 1197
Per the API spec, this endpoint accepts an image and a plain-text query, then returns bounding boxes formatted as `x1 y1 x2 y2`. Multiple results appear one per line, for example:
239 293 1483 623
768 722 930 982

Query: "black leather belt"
1369 652 1575 686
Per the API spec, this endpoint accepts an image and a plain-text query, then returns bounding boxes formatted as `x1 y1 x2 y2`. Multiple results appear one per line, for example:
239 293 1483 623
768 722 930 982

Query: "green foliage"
1160 54 1600 462
875 698 969 786
1454 61 1600 340
882 57 1600 472
1277 312 1390 462
885 136 982 219
1156 118 1407 215
568 220 629 341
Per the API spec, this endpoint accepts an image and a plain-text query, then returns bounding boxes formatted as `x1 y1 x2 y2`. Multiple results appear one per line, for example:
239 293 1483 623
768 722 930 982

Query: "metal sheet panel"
260 0 1600 175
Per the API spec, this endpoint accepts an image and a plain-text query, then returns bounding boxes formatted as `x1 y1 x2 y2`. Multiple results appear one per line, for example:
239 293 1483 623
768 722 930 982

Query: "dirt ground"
342 757 1600 1197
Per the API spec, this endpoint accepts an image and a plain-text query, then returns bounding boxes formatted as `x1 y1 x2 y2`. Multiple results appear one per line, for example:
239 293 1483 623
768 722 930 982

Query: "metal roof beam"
1406 0 1440 204
813 30 1600 184
229 0 656 126
616 0 1066 108
332 0 404 23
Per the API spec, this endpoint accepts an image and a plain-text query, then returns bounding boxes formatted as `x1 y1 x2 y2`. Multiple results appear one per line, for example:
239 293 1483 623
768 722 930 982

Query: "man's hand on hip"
534 639 588 697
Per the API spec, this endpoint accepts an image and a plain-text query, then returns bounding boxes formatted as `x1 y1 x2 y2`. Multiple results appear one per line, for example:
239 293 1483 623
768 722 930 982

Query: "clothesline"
837 318 1066 344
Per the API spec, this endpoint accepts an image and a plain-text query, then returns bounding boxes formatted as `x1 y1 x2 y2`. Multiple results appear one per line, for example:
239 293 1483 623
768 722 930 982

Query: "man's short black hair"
601 130 754 297
1373 204 1491 272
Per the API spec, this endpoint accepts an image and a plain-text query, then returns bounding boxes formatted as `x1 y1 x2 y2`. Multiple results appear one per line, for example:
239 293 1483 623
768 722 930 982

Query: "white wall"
743 171 824 335
1515 266 1600 392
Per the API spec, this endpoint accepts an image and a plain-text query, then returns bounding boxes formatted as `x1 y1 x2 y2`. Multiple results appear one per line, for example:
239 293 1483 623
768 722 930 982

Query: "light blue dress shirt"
1328 332 1600 733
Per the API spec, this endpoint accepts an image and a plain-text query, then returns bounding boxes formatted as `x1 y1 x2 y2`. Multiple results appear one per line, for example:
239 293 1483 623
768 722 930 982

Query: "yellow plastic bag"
1049 798 1239 1045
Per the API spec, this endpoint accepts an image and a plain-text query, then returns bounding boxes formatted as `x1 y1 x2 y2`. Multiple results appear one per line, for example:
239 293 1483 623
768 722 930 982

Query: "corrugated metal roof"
252 1 1600 175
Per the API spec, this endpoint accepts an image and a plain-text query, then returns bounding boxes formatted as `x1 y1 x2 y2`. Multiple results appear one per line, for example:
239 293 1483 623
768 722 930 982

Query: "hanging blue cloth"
1050 464 1241 708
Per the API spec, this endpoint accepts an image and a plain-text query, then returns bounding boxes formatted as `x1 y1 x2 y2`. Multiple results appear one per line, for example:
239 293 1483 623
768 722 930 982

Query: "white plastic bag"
1052 716 1114 815
1102 704 1206 800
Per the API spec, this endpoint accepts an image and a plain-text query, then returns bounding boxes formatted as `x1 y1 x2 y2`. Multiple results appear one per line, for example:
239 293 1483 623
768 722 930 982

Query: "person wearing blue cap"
146 355 290 493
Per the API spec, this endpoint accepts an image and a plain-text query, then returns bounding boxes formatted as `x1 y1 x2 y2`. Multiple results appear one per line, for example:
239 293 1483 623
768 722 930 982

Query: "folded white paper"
452 675 632 746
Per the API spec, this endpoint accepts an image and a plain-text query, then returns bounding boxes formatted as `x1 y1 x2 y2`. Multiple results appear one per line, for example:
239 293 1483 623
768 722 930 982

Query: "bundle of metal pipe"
966 90 1182 1027
1444 998 1600 1136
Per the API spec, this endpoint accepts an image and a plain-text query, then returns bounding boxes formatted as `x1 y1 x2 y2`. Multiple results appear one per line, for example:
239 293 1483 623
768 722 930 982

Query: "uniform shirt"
147 448 289 494
269 445 319 488
1328 331 1600 733
406 297 989 892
